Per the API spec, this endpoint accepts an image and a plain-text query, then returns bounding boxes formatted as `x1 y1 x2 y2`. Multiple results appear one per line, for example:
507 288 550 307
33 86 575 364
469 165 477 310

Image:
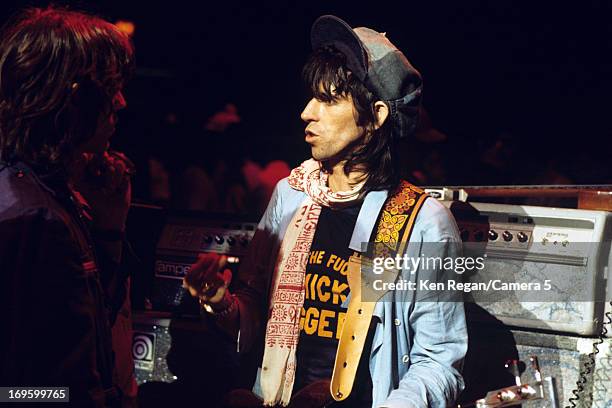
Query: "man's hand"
183 253 233 305
73 151 134 231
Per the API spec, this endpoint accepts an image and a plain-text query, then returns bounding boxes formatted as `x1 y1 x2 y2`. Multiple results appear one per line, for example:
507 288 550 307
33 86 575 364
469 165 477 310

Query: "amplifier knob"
203 235 213 244
517 232 528 243
227 236 236 246
502 231 513 242
488 230 498 241
215 235 224 244
460 229 470 241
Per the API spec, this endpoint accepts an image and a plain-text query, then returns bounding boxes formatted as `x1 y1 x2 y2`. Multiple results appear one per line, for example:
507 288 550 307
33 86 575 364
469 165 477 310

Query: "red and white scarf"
260 159 364 406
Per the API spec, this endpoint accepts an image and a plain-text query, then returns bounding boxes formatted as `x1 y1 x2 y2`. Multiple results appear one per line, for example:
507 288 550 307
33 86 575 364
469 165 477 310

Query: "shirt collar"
349 189 389 252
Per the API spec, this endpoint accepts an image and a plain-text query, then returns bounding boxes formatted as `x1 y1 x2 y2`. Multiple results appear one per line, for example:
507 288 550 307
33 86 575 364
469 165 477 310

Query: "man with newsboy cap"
185 15 467 408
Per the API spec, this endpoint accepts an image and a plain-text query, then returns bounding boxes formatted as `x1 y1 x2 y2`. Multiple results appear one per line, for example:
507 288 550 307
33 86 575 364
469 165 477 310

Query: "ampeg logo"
155 258 194 279
132 332 156 371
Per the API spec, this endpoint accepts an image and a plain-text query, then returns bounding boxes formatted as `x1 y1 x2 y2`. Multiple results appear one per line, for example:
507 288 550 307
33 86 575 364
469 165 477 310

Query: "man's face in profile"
301 87 366 166
80 90 127 155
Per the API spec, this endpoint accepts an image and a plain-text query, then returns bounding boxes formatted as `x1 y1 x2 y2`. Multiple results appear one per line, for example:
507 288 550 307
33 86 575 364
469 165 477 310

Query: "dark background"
2 0 611 199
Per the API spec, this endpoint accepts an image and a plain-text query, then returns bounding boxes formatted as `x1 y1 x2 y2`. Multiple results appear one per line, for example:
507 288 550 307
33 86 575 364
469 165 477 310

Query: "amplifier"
124 204 258 315
131 312 256 407
459 322 612 407
442 202 612 336
151 214 257 315
123 207 260 404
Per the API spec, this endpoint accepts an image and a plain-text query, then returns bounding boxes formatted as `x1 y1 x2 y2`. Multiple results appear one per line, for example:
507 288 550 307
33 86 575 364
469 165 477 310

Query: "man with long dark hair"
0 7 136 407
185 15 467 407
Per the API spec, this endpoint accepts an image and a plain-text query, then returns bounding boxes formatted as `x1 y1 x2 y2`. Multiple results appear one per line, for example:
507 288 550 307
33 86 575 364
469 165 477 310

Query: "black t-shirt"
295 202 374 407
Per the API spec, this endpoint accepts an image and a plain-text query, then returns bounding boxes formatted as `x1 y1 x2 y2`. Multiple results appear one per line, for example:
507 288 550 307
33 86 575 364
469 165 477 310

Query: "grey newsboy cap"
311 15 422 140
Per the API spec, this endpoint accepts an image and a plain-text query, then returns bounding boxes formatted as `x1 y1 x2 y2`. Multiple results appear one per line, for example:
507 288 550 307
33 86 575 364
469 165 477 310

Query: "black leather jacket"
0 161 126 407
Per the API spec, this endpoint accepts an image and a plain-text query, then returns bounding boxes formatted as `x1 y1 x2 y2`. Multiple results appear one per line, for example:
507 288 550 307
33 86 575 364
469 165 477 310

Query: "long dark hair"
0 6 134 168
302 46 400 193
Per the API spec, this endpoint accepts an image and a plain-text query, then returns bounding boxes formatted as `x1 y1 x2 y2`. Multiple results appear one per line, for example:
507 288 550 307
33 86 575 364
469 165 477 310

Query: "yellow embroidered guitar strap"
330 181 429 401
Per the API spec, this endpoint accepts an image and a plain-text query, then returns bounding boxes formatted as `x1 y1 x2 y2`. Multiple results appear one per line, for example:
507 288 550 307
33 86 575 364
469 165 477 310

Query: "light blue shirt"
233 178 468 408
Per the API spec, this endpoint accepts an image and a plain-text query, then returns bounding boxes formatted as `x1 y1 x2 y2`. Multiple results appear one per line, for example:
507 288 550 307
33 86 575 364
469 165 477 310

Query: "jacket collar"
7 160 73 200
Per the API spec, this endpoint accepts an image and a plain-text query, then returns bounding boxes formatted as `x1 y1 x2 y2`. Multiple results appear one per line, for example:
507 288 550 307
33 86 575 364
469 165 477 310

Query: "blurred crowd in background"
5 1 607 218
114 98 607 218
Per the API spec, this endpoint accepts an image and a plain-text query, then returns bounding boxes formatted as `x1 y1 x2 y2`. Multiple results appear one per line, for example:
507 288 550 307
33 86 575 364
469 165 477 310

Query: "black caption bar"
0 387 69 402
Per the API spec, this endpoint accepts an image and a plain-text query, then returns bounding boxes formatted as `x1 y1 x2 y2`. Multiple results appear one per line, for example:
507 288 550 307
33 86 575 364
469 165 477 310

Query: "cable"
565 301 612 408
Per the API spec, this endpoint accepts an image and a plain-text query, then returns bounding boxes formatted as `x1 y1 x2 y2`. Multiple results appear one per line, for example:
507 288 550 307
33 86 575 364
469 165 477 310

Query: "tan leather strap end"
330 255 376 401
329 182 429 402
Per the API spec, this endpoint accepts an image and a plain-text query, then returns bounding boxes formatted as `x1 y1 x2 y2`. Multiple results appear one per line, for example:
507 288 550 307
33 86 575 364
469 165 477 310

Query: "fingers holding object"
183 253 228 299
184 253 216 287
104 152 130 191
207 268 233 304
199 267 231 302
221 268 232 288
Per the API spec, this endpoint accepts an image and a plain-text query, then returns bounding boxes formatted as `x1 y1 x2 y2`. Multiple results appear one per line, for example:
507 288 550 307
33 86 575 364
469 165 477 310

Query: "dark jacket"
0 161 126 407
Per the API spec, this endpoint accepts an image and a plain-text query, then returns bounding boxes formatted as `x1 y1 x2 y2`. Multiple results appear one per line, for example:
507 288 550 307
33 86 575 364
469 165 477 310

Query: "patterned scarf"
260 159 364 406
